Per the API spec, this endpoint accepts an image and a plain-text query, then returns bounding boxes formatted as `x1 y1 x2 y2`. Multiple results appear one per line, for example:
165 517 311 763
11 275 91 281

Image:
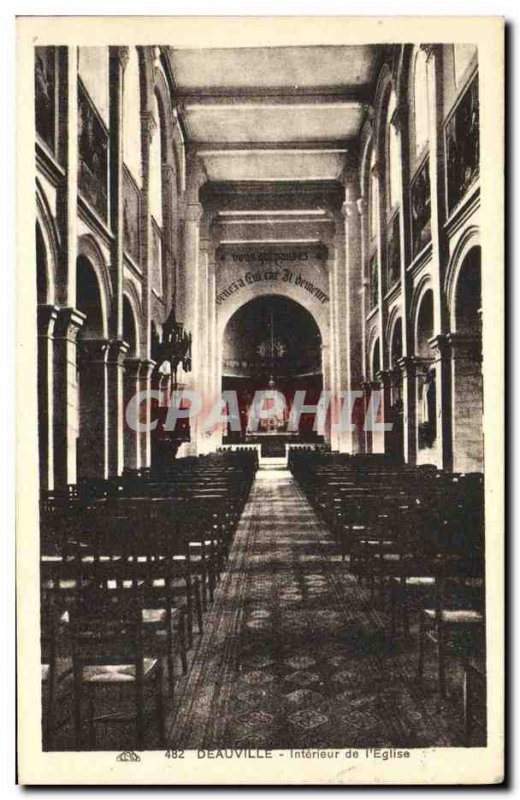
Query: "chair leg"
44 671 55 750
73 665 83 749
178 611 188 675
135 678 144 750
438 622 447 700
390 581 397 642
88 685 96 749
417 611 425 679
463 661 472 746
184 576 194 649
403 587 411 638
155 662 166 748
194 579 203 634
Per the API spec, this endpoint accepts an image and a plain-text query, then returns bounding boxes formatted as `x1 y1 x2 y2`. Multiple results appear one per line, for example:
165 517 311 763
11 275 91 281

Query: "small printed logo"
116 750 141 763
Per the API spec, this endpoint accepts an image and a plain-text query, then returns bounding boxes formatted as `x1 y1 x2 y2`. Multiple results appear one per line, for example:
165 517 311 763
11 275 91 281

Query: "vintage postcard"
16 15 504 785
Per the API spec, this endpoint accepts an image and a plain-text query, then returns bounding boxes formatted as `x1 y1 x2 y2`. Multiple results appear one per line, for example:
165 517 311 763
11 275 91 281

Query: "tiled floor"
169 468 474 750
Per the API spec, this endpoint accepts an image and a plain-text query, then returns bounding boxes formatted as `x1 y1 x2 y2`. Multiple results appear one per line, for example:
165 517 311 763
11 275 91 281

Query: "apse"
221 294 323 445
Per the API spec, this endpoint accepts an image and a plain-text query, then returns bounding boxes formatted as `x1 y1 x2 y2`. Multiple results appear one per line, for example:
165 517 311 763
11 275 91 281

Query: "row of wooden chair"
40 451 258 750
290 450 486 746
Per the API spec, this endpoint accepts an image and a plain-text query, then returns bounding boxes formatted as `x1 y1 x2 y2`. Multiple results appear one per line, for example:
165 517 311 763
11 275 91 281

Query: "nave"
41 451 485 751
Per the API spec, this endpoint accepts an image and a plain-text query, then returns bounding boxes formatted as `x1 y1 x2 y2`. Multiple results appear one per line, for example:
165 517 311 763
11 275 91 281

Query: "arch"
35 181 59 304
373 62 395 164
221 294 324 443
154 62 182 191
122 278 143 353
123 293 139 358
36 222 50 306
388 313 403 367
223 294 323 378
368 332 381 380
395 45 414 110
216 282 330 347
453 246 482 335
77 234 112 333
386 90 400 211
445 226 481 329
409 46 429 158
123 45 143 187
76 255 107 340
359 120 374 201
414 286 435 358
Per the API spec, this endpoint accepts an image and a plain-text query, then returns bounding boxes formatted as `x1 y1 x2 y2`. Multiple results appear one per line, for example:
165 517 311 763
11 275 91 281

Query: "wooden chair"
417 567 485 700
70 580 166 750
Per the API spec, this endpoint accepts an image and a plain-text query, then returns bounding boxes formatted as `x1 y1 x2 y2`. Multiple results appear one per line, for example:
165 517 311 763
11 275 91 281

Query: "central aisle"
169 469 461 749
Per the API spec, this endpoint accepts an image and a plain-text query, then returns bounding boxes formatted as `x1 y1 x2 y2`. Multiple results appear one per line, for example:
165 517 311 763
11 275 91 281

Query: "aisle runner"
170 470 464 749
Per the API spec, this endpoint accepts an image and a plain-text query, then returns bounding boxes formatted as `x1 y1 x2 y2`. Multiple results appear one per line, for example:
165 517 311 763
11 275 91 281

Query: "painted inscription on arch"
216 268 329 306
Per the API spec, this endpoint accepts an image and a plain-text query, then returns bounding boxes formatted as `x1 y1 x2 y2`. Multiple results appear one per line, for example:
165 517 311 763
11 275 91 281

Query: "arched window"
387 93 400 211
123 47 142 187
369 147 378 239
149 92 163 227
412 48 429 157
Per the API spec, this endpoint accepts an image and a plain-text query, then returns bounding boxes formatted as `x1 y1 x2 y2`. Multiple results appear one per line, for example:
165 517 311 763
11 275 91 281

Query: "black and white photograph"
16 15 504 785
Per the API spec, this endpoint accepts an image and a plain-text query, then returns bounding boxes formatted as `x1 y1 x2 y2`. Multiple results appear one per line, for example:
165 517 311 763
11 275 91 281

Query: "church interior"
35 42 485 750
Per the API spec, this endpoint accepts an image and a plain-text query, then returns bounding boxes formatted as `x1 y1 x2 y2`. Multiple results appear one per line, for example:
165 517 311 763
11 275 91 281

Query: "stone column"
327 238 341 451
55 47 78 308
372 158 388 375
398 356 418 464
429 334 453 471
448 333 483 472
138 358 156 472
423 44 450 336
53 308 85 487
123 357 142 473
356 197 369 381
375 369 393 455
140 109 157 360
180 198 204 456
392 99 413 359
344 194 365 454
37 305 58 491
105 47 131 479
77 339 110 480
161 164 178 306
106 340 129 477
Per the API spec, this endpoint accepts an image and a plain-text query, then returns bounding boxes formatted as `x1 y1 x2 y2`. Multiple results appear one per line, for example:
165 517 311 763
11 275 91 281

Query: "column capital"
397 355 429 377
78 338 110 365
446 332 482 361
390 101 406 133
124 357 142 380
356 196 368 215
370 160 380 180
341 200 357 219
53 307 86 342
428 334 451 361
375 369 393 387
183 201 204 224
117 46 130 71
107 339 130 365
141 110 157 143
420 43 440 61
138 358 157 379
37 304 59 337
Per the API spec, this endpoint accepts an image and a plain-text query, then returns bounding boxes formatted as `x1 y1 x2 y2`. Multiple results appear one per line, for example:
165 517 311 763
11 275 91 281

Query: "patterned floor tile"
237 709 274 729
284 655 317 670
285 670 322 686
288 709 329 731
284 689 326 708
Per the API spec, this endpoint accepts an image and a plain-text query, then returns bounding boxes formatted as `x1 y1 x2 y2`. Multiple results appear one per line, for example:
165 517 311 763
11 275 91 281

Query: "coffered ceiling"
165 44 382 238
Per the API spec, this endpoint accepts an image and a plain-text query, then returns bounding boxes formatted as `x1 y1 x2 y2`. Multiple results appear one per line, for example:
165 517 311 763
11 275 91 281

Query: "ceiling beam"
175 86 371 106
194 141 350 153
